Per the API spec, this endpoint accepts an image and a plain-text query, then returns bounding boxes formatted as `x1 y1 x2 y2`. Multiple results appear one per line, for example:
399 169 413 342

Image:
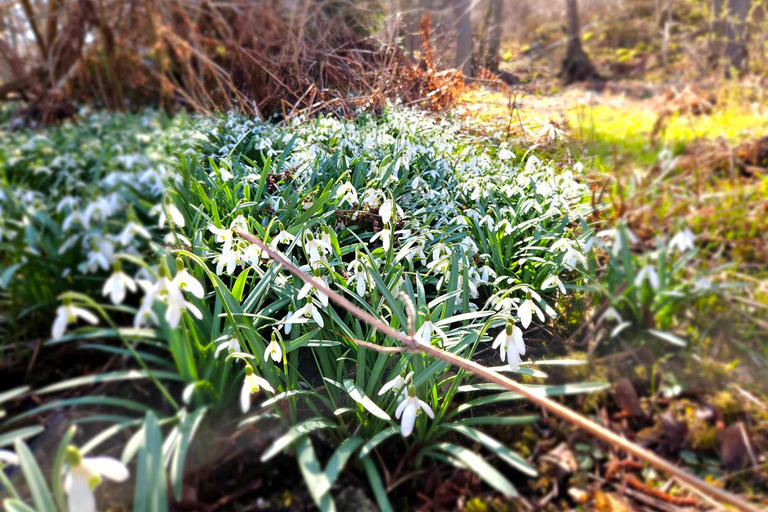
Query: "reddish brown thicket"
2 1 470 122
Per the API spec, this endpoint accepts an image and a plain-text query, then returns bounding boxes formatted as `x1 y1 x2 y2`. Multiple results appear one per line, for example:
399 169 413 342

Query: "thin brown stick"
234 229 761 512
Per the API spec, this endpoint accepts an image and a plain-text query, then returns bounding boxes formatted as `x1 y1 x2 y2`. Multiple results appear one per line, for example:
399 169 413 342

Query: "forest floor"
452 78 768 510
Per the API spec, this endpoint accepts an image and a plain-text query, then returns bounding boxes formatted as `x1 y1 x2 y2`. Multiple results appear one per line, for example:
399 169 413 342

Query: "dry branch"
234 228 761 512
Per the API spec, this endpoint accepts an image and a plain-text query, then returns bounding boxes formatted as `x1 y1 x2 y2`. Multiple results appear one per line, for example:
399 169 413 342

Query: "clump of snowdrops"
0 107 717 511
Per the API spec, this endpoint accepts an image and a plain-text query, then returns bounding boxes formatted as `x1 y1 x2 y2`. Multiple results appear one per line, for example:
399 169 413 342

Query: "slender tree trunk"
713 0 751 75
487 0 503 72
560 0 600 83
454 0 474 76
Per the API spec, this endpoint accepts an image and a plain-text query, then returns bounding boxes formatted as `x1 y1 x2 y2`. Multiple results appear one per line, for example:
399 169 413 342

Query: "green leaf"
133 412 169 512
231 267 252 302
14 439 56 512
51 426 77 512
0 426 44 449
295 436 336 512
359 426 400 458
442 425 537 476
0 387 29 406
37 370 184 395
2 499 37 512
324 436 364 489
261 418 339 462
450 415 538 427
170 407 207 501
4 396 150 426
432 442 518 497
342 380 391 421
451 382 609 416
360 456 393 512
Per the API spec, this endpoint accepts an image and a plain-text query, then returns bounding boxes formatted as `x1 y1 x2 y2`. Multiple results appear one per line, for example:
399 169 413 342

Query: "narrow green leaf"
432 442 517 497
14 439 56 512
261 418 339 462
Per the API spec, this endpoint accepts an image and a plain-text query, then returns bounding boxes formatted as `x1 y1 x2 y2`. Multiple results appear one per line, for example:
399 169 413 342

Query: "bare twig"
234 229 760 512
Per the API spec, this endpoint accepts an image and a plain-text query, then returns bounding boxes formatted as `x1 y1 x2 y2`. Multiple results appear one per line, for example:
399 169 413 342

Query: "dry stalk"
234 228 761 512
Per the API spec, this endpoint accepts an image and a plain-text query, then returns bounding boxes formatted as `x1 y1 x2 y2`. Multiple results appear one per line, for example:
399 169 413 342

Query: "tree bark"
487 0 503 72
712 0 751 75
560 0 600 83
454 0 474 76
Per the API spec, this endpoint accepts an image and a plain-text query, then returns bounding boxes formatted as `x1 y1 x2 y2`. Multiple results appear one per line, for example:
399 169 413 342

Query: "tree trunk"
487 0 503 72
713 0 751 75
560 0 600 83
454 0 474 77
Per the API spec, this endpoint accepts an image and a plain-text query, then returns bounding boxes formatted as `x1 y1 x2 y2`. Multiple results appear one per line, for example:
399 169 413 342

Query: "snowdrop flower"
240 365 274 413
396 385 434 437
116 221 151 247
289 298 324 328
297 275 329 307
211 166 233 181
669 228 695 253
264 333 282 363
53 299 99 340
281 310 294 334
635 265 660 290
347 258 370 296
154 195 185 228
415 312 448 346
694 276 712 292
361 188 385 208
302 232 332 265
84 238 114 274
215 335 241 357
599 307 622 324
214 248 242 276
492 322 525 371
378 371 414 396
335 182 358 206
270 228 296 248
63 446 129 512
379 197 403 225
542 274 566 294
370 228 392 251
0 450 18 465
172 258 204 299
518 292 544 329
102 261 137 305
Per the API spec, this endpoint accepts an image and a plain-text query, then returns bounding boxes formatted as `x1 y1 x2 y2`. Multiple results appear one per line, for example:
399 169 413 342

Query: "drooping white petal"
52 310 68 340
66 473 96 512
240 380 252 413
400 401 417 437
0 450 18 465
506 345 520 371
418 399 434 419
519 300 532 329
83 457 129 482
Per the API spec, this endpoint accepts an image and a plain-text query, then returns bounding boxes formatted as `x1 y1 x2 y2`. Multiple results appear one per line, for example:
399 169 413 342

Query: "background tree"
455 0 474 76
713 0 752 74
487 0 503 72
560 0 600 83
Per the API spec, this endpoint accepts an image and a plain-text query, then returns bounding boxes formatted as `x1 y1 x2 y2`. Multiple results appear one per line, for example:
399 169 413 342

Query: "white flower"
172 260 204 299
361 188 385 208
102 267 137 305
288 299 324 328
379 198 403 225
214 249 242 275
264 335 282 363
347 259 370 297
302 233 332 264
240 366 274 413
669 228 695 252
0 450 18 465
154 196 185 228
215 335 241 357
599 307 622 323
518 294 544 329
116 221 151 247
378 371 414 395
335 182 358 206
63 447 129 512
492 322 525 371
370 228 392 251
297 277 329 307
395 386 434 437
541 274 566 294
52 301 99 340
414 317 448 345
635 265 660 290
694 276 712 292
270 230 296 248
